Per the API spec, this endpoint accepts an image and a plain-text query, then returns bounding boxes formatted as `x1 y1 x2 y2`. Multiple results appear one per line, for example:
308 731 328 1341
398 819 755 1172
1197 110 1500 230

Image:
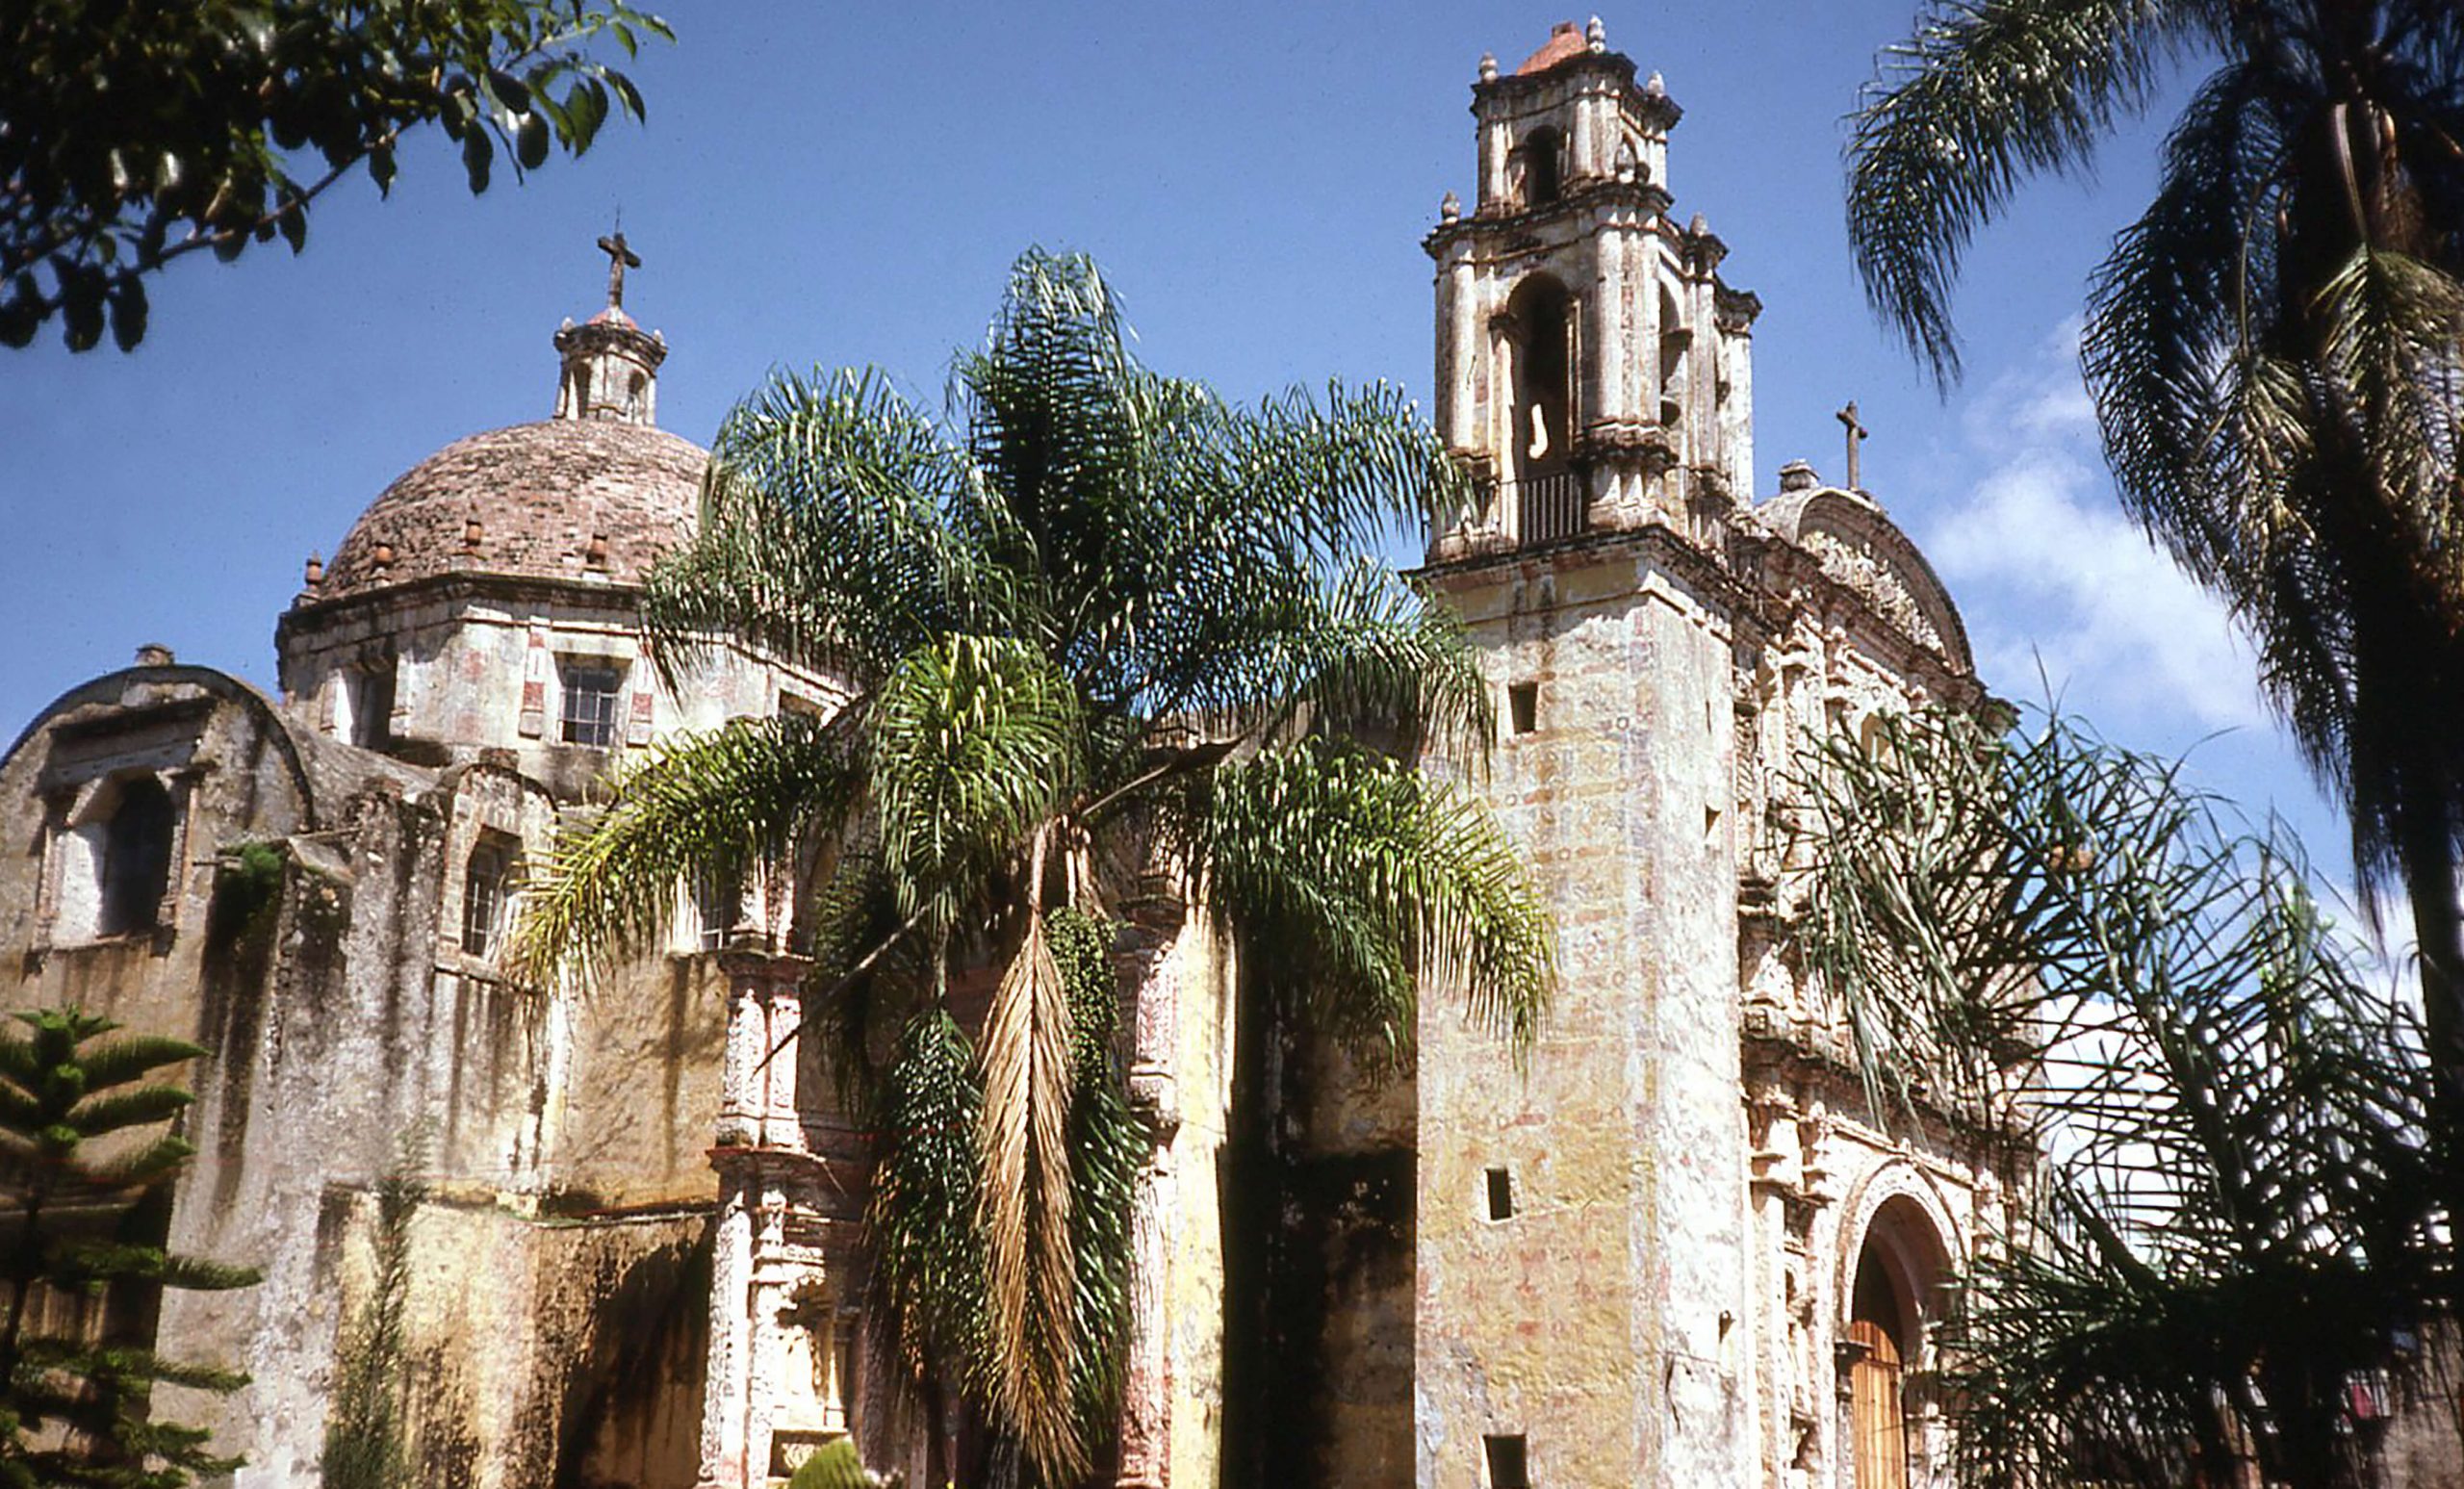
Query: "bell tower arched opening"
1506 275 1580 541
1509 275 1573 481
1520 126 1564 208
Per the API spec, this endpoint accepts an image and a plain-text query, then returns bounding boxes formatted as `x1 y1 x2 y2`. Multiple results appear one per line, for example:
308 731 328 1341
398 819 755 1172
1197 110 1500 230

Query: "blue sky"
0 5 2354 899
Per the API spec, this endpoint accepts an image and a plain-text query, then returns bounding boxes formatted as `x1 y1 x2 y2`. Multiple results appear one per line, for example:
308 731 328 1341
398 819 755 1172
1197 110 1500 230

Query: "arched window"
348 661 396 750
1659 288 1690 429
1522 127 1563 207
97 777 175 937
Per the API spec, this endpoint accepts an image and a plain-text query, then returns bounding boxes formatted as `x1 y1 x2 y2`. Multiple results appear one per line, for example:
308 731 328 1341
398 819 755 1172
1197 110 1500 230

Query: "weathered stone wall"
1415 542 1753 1488
2 667 743 1486
320 1195 709 1489
278 580 840 783
1151 911 1235 1489
1267 1028 1416 1486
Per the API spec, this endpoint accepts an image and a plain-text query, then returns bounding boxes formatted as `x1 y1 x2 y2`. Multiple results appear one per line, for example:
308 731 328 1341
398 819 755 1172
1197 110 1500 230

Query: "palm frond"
507 707 866 988
640 367 991 687
973 904 1080 1481
1794 704 2444 1488
1048 907 1140 1447
1153 560 1493 770
867 635 1082 938
2086 59 2286 585
1848 0 2198 381
1193 737 1553 1064
867 1007 988 1389
805 839 939 1114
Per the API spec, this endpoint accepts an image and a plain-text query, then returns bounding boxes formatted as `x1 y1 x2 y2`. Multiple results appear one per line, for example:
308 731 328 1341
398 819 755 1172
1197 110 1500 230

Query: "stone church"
0 20 2011 1489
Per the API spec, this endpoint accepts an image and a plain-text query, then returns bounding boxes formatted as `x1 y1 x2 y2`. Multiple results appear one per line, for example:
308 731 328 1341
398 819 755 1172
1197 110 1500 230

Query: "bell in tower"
1425 18 1759 559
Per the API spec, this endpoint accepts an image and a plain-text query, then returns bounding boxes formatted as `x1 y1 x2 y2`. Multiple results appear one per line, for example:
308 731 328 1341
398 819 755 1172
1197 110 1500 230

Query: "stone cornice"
1413 514 1761 625
276 567 650 641
1423 179 1674 259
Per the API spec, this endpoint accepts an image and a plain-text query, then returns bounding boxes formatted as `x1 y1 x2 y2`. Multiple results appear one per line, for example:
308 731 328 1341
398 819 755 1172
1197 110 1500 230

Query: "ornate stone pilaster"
698 949 870 1489
697 1174 757 1489
716 950 808 1151
1115 884 1186 1488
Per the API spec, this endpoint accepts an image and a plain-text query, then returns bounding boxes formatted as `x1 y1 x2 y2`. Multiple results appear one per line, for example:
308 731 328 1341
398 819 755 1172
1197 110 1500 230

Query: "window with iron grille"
559 661 624 748
462 838 513 958
695 867 741 952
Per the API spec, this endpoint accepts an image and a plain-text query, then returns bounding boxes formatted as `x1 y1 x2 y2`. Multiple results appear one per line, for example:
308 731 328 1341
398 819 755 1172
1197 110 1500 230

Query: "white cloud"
1919 330 2272 738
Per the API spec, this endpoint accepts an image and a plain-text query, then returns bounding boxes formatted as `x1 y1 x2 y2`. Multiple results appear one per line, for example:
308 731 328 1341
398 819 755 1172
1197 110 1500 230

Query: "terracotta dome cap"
315 419 707 602
1518 20 1589 75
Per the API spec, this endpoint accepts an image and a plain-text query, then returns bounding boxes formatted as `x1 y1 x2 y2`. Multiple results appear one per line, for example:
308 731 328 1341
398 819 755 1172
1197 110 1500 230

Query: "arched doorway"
1846 1194 1949 1489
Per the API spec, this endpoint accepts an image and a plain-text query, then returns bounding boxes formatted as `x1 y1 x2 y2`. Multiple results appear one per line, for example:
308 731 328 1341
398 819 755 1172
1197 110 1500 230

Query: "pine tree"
0 1010 259 1488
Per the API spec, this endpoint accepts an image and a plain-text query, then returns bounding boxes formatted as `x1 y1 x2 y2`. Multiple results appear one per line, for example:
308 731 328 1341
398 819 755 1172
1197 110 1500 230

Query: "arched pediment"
6 665 323 832
1754 487 1974 675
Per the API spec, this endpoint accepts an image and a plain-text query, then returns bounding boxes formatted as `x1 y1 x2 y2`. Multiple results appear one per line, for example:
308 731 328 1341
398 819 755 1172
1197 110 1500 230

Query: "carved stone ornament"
1798 522 1944 654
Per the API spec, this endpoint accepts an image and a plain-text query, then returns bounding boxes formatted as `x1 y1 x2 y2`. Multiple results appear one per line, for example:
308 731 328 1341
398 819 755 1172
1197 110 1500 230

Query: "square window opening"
560 661 626 748
1485 1167 1515 1221
350 663 396 750
1508 681 1539 736
1484 1433 1529 1489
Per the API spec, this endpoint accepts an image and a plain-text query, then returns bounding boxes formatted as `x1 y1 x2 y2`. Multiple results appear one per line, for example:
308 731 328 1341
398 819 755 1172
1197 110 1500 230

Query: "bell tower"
1413 21 1759 1489
1426 17 1758 557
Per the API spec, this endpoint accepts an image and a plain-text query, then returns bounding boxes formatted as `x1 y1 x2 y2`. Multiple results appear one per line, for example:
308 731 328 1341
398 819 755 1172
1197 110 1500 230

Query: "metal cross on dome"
1835 400 1869 491
596 229 641 311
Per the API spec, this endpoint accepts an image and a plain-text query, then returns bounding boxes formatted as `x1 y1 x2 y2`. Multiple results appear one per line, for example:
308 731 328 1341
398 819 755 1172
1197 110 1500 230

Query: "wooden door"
1848 1318 1907 1489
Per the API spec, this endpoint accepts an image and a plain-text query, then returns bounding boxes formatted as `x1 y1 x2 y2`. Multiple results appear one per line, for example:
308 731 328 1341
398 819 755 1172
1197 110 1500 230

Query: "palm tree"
1794 707 2444 1489
512 249 1554 1483
1846 0 2464 1145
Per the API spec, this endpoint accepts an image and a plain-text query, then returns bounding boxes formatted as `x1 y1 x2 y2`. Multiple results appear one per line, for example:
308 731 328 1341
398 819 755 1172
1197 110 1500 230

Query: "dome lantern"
552 227 667 427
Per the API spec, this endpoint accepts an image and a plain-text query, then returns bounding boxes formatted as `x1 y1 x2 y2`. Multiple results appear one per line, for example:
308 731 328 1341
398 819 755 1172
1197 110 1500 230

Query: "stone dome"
314 419 708 602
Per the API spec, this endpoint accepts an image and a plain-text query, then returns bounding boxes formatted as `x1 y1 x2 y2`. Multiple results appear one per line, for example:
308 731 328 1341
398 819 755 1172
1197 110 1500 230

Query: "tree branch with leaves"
1793 707 2444 1489
0 0 669 350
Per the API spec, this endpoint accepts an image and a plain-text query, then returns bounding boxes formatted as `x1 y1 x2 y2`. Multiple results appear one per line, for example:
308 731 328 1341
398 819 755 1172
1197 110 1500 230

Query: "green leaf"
461 128 494 193
485 68 531 114
516 111 551 170
107 277 147 353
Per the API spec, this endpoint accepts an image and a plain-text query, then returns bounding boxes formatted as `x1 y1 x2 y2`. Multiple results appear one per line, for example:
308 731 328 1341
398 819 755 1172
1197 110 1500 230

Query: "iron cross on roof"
596 229 641 310
1835 400 1870 491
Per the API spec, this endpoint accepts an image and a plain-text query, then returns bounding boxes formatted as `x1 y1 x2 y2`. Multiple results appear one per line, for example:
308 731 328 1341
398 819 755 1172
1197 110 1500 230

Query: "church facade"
0 20 2011 1489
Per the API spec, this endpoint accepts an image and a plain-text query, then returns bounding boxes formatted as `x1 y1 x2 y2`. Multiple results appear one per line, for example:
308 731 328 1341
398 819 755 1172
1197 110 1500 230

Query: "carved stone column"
696 1168 757 1489
1115 885 1185 1488
697 950 827 1489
